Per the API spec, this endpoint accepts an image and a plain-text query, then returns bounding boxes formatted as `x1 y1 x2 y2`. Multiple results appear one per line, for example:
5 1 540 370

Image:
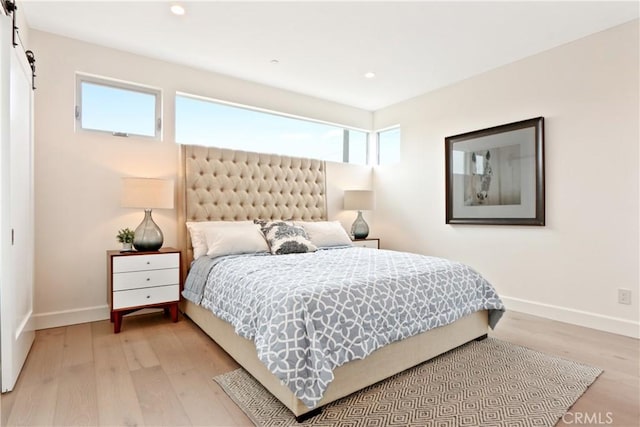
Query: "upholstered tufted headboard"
178 145 327 267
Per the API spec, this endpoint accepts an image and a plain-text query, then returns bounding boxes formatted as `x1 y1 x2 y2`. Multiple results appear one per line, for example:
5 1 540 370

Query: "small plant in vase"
116 228 135 251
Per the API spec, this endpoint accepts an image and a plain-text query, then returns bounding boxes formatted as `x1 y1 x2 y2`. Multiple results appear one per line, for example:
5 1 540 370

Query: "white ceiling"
21 1 639 111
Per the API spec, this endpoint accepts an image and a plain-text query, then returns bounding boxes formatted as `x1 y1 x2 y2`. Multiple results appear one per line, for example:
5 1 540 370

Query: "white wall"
28 20 639 338
30 30 372 329
373 20 639 338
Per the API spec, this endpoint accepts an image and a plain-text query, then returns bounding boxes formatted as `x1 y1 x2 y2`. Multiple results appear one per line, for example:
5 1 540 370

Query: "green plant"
116 228 135 244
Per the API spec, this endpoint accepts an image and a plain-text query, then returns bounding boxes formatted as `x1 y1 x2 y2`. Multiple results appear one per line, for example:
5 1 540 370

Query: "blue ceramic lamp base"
133 209 164 252
351 210 370 240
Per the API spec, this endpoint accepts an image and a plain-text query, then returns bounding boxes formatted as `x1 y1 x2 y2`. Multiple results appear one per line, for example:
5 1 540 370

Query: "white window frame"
376 125 401 165
175 92 370 164
75 73 162 140
342 128 371 165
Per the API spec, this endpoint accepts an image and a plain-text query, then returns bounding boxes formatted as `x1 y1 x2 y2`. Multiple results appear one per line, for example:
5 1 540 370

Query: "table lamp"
343 190 375 239
121 177 174 251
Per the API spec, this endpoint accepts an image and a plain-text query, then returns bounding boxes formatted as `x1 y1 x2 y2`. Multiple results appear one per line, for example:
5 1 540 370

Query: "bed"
177 145 504 420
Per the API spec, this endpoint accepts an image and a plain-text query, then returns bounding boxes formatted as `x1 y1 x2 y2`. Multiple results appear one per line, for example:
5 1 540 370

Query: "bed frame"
177 145 489 420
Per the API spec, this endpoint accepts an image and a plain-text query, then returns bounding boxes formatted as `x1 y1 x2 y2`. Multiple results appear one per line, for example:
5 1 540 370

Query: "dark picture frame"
445 117 545 225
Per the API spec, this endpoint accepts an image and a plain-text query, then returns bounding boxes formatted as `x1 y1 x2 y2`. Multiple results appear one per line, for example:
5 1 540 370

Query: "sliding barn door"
0 14 35 393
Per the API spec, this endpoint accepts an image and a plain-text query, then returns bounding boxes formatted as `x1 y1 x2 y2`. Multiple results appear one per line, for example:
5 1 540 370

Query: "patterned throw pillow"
253 219 286 228
255 220 318 255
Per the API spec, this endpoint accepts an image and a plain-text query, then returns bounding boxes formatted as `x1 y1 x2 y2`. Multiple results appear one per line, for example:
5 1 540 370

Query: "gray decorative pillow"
256 220 317 255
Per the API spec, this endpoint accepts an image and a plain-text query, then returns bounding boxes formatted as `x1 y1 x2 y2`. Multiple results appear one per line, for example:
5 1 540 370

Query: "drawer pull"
146 261 150 265
146 295 150 299
146 278 150 281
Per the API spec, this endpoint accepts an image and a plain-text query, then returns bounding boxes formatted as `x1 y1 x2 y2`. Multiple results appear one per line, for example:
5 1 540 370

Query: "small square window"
345 129 369 165
75 74 161 139
377 126 401 165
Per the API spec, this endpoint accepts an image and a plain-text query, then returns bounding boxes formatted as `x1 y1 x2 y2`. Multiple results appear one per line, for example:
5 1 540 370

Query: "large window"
175 94 368 164
75 74 161 139
377 126 401 165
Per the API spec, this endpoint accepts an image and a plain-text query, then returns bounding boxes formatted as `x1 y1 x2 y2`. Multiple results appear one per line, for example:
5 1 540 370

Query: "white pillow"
295 221 353 248
204 222 269 258
187 221 259 260
186 221 215 260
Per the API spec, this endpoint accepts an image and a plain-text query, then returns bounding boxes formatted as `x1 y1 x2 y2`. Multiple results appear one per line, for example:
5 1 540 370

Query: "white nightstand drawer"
113 284 179 310
352 239 379 249
113 268 179 291
113 253 179 273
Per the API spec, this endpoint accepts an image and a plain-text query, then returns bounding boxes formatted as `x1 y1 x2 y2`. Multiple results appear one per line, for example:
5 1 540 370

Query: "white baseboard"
33 305 110 330
33 305 166 330
33 298 640 339
501 296 640 339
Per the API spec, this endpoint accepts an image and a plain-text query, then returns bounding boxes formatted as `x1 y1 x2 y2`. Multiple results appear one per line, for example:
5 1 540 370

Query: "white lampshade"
343 190 375 211
121 178 174 209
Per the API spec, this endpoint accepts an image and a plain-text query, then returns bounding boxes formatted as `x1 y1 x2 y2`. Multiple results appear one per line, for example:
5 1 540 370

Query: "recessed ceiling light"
270 59 280 64
364 72 376 79
170 4 185 16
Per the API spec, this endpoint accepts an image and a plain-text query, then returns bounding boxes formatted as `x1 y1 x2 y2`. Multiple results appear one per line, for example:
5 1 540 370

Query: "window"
75 74 161 139
175 94 368 164
346 130 368 165
377 126 401 165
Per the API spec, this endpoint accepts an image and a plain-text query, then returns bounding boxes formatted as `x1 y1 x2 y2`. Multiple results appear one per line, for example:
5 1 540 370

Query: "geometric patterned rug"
214 338 602 427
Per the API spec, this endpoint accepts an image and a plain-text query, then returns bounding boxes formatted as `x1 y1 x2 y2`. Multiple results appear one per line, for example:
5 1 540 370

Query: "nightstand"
351 238 380 249
107 248 181 333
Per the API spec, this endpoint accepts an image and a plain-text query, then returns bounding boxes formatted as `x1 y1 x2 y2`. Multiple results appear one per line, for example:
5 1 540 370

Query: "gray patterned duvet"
183 247 504 408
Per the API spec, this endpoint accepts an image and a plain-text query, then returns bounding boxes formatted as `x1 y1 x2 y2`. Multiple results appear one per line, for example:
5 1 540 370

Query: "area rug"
214 338 602 426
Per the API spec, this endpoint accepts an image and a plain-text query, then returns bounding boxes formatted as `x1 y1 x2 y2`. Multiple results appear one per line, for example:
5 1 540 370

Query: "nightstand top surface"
107 247 180 256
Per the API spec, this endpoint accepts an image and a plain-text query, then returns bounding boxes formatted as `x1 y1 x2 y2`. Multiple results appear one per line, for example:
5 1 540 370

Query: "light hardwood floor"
1 310 638 426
